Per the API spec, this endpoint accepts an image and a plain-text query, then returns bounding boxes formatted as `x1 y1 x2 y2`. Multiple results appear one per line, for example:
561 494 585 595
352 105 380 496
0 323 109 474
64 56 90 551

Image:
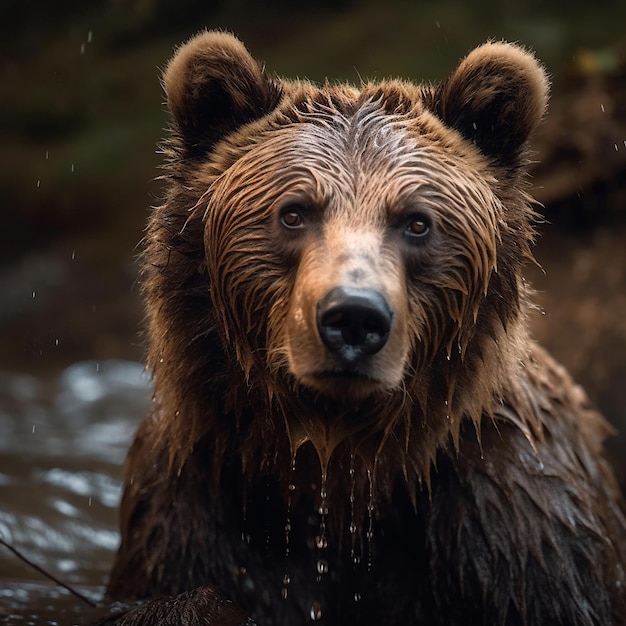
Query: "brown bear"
103 32 626 625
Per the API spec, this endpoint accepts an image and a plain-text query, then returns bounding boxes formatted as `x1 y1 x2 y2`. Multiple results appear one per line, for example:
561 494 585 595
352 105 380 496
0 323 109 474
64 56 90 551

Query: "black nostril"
317 287 392 360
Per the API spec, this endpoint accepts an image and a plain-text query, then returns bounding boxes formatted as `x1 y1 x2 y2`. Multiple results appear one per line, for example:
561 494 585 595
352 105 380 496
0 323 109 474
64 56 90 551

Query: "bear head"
144 32 549 482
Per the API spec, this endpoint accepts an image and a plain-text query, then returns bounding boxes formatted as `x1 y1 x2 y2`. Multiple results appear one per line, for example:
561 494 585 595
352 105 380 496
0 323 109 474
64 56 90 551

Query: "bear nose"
316 287 392 363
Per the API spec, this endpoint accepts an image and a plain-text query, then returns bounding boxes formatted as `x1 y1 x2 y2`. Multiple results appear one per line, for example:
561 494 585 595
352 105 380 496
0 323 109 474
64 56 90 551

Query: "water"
0 361 152 624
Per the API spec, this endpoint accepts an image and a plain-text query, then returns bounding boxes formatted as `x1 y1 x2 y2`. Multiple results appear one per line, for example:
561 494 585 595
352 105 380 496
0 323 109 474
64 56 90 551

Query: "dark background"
1 0 626 478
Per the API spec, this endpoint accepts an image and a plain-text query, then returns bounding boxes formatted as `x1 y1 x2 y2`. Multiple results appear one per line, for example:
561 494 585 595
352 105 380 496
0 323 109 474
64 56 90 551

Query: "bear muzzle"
316 286 392 367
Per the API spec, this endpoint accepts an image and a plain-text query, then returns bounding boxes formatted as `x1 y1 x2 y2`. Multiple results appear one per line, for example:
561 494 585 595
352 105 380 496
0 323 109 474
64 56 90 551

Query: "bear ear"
163 31 283 158
435 42 549 166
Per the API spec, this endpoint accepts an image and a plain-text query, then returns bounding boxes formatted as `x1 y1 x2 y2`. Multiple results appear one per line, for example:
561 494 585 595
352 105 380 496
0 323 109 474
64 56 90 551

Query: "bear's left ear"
435 42 549 166
163 31 283 158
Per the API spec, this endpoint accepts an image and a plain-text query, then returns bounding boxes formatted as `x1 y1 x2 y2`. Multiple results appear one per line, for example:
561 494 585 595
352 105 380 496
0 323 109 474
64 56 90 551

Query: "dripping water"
349 455 358 565
315 470 329 583
366 468 374 572
310 599 322 621
282 457 297 600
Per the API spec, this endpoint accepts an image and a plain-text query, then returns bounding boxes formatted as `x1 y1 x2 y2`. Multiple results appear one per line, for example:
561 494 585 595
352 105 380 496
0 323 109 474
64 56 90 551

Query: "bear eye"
280 207 306 230
405 215 431 239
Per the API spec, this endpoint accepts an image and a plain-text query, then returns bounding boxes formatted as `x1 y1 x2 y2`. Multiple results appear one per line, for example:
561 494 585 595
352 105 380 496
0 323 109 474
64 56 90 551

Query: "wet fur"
104 32 626 625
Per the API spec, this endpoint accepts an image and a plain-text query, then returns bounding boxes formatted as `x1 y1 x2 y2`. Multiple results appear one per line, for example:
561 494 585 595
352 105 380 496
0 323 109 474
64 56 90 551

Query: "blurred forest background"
1 0 626 476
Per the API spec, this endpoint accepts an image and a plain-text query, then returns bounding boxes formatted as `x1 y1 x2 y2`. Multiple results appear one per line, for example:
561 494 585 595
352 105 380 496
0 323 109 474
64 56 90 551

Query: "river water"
0 361 152 625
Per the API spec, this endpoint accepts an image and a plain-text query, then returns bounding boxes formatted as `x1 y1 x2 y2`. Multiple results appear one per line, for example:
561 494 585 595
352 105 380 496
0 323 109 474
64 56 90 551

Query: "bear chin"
300 370 391 401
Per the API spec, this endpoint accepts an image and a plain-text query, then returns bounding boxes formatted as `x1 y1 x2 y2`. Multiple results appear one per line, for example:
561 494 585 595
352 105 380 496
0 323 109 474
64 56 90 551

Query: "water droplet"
36 180 40 188
88 496 92 507
310 601 322 620
318 505 328 516
80 43 85 55
54 338 59 347
288 483 296 491
87 30 93 43
446 354 451 361
354 592 361 602
281 572 290 599
316 559 329 575
600 103 605 113
435 19 441 28
315 535 327 549
320 487 327 499
45 150 49 160
349 522 357 534
32 425 36 434
71 251 76 260
32 291 36 299
70 163 75 173
95 362 100 372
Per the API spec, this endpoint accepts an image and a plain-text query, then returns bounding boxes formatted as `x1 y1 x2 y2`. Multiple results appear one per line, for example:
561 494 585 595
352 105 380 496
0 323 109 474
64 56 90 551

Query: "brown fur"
104 32 626 625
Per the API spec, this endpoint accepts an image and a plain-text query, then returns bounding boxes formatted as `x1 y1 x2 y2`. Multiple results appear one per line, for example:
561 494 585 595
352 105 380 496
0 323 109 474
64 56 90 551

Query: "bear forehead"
214 96 497 216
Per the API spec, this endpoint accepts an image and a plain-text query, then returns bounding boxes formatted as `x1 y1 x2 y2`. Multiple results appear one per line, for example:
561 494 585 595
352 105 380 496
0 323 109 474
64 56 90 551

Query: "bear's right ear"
163 31 283 158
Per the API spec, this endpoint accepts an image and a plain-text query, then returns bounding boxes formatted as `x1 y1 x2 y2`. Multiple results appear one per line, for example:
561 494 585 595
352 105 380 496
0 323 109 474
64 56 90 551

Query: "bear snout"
316 286 392 365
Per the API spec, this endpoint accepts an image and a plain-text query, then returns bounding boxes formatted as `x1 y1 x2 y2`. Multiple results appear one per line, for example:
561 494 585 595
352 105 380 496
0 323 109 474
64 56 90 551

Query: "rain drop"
88 497 92 507
71 251 76 260
600 104 605 113
32 425 36 434
71 164 75 173
87 30 93 43
45 150 49 160
354 593 361 602
310 601 322 621
80 43 85 55
36 180 40 188
315 535 328 549
32 291 36 299
316 559 329 575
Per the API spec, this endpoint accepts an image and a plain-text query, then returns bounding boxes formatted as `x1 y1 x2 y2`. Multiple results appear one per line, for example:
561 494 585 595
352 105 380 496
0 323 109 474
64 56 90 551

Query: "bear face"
145 33 548 470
